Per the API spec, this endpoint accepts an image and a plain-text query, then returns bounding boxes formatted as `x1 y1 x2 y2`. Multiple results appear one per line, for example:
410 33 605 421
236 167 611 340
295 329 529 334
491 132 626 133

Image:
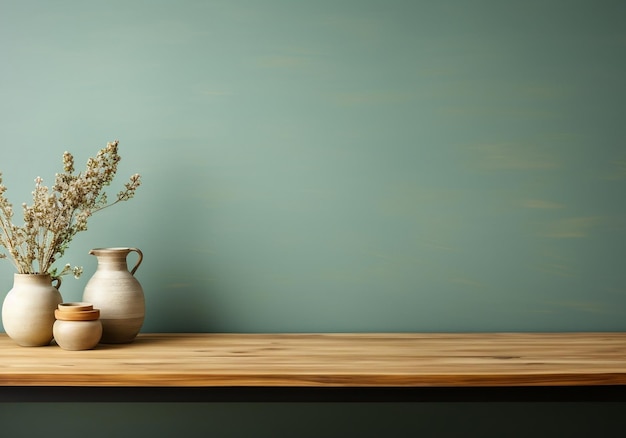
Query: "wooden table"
2 332 626 402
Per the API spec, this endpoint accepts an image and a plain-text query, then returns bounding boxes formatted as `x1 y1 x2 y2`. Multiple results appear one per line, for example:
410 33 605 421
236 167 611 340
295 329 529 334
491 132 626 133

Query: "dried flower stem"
0 140 141 279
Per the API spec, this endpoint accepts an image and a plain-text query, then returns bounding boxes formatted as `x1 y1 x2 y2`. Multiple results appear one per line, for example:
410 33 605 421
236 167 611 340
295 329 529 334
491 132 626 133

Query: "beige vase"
82 247 145 343
2 273 63 346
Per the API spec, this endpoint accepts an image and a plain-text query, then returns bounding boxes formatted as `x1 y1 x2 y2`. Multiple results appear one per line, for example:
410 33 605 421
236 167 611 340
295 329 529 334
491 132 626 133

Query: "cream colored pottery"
53 319 102 350
2 273 63 347
82 247 145 343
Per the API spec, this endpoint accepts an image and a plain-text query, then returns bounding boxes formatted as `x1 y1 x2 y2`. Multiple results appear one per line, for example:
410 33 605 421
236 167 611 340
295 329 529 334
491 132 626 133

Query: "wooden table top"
1 332 626 387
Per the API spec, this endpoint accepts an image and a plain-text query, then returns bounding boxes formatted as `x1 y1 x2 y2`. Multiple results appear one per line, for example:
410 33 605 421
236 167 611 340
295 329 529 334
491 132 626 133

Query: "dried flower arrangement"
0 140 141 280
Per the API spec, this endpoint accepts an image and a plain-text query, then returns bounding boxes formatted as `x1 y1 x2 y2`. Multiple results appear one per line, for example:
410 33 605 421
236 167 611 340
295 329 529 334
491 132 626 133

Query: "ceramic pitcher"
82 247 144 343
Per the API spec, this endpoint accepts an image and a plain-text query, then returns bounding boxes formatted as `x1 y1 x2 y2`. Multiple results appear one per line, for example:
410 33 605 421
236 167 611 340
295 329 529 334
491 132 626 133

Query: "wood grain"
1 332 626 387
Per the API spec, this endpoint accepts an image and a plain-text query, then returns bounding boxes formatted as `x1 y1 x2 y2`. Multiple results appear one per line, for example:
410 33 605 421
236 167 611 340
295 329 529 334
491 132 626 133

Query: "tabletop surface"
1 332 626 387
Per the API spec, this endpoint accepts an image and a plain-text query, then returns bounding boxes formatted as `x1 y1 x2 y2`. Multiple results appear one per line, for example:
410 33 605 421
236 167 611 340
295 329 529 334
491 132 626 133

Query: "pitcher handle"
129 248 143 276
52 277 62 290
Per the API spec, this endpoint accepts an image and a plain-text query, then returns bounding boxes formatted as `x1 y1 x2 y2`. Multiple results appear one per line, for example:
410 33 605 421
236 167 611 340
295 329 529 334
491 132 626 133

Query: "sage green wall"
2 2 626 437
1 0 625 334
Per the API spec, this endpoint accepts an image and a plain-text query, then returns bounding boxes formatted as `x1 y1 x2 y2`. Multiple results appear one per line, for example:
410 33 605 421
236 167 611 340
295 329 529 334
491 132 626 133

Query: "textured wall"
1 0 625 333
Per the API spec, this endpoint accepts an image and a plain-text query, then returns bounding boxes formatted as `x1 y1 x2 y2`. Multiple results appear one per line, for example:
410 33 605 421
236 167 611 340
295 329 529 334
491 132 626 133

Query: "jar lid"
58 302 94 312
55 308 100 321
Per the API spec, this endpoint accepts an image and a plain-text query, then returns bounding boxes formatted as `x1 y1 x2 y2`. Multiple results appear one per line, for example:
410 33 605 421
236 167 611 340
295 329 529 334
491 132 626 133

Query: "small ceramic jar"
53 302 102 350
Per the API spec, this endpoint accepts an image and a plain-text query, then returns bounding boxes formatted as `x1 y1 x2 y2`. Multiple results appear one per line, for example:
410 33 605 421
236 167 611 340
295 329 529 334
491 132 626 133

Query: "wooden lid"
55 309 100 321
58 302 94 312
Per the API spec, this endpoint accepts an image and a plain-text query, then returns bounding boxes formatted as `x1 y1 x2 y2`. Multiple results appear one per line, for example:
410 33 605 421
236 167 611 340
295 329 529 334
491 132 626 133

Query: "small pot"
53 303 102 350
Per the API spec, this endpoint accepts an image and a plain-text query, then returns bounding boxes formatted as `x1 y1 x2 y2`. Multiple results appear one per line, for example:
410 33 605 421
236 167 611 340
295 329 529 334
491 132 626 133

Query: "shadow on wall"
135 156 223 333
143 263 223 333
